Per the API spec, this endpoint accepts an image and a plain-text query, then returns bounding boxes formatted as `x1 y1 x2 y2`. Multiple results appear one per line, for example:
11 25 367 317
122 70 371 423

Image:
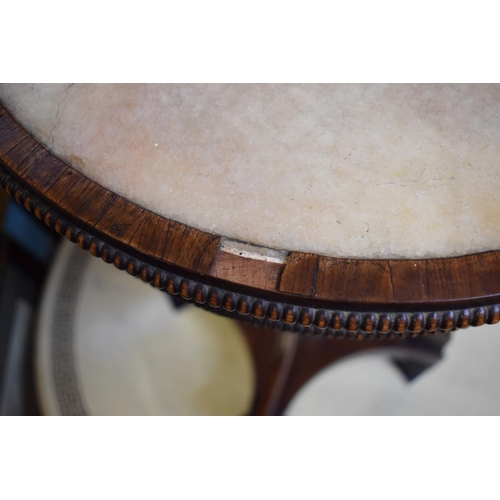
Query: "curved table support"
241 324 450 415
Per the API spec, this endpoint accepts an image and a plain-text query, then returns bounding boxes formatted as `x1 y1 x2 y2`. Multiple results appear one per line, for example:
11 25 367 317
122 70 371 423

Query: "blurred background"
2 189 500 416
0 188 58 415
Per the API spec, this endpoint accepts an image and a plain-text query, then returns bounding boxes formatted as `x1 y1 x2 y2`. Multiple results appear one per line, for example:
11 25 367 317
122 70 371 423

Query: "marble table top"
1 83 499 259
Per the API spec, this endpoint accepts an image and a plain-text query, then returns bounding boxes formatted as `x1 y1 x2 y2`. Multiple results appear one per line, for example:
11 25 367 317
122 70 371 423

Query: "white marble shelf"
1 83 499 259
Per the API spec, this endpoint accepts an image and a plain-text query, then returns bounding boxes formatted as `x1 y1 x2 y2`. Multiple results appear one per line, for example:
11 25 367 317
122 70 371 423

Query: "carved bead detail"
488 305 500 324
458 309 472 329
267 303 281 322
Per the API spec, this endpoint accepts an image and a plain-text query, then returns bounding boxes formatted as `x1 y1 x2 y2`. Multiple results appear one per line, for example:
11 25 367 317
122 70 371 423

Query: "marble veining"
1 83 499 259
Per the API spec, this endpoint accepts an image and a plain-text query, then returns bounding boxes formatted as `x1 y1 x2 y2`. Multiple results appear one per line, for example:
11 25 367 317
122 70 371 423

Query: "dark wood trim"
1 104 500 337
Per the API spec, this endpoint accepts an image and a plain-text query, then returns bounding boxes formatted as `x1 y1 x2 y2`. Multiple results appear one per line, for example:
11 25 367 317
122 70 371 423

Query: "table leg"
240 325 450 416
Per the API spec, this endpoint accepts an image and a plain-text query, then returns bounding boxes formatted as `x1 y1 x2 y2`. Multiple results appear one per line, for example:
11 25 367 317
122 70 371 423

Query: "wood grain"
315 257 394 304
161 220 220 274
389 259 430 303
425 253 500 302
129 212 171 260
279 252 318 296
0 108 26 154
211 250 283 290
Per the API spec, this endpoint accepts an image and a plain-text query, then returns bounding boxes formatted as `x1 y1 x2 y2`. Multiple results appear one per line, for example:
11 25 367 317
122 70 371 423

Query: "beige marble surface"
1 83 500 259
